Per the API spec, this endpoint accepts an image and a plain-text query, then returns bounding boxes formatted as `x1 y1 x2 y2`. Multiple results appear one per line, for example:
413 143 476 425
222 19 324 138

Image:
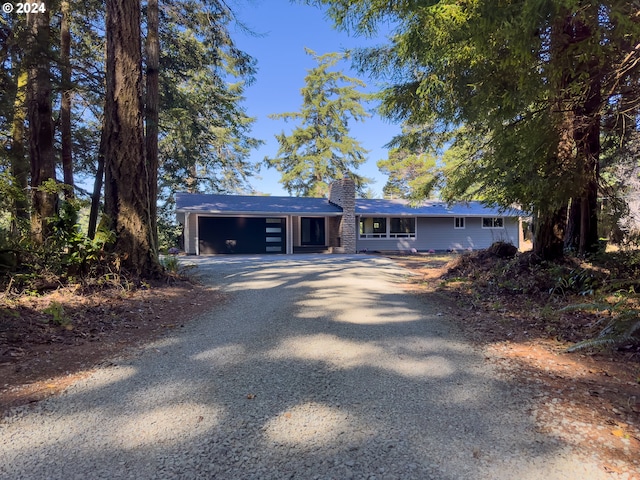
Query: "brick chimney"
328 178 356 254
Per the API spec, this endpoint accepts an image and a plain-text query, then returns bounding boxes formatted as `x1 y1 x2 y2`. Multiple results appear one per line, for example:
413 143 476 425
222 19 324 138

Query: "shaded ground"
389 252 640 476
0 280 224 414
1 253 639 476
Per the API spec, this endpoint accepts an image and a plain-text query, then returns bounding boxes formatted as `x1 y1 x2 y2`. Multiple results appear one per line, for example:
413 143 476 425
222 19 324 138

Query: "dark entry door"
301 217 325 246
198 217 286 254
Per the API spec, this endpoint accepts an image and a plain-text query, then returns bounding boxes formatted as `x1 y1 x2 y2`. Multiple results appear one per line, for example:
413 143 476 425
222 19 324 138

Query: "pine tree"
265 49 370 197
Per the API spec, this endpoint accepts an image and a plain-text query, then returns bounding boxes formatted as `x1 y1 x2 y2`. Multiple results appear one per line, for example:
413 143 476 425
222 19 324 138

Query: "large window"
359 217 387 238
360 217 416 239
390 218 416 238
482 217 504 228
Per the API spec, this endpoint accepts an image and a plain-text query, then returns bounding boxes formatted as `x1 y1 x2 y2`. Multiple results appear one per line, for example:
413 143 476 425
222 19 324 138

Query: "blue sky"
232 0 400 197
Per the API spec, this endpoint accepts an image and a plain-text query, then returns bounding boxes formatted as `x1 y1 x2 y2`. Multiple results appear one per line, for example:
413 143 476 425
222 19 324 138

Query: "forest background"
0 0 639 282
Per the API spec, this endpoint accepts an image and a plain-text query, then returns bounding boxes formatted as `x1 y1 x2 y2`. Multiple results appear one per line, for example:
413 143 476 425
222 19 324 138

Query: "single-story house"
175 179 524 255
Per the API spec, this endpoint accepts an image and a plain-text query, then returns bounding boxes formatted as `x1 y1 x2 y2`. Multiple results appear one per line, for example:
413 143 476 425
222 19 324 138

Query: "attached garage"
198 217 286 254
176 192 345 255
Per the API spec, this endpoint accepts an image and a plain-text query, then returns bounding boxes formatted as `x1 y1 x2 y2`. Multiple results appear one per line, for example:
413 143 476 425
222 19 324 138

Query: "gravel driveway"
0 255 615 479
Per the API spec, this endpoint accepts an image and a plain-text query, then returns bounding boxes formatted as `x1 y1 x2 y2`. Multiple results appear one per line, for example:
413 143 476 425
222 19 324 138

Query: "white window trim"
297 216 328 246
454 217 465 229
359 217 417 239
481 217 505 229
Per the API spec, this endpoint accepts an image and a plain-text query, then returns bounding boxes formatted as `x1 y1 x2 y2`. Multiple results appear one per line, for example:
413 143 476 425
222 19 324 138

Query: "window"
359 217 416 239
454 217 465 229
390 218 416 238
482 217 504 228
359 217 387 238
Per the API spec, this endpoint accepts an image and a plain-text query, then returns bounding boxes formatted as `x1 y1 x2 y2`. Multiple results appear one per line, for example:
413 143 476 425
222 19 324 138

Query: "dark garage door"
198 217 286 254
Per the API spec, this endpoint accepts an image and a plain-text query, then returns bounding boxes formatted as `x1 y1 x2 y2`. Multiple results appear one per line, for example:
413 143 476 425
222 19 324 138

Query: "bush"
1 197 120 293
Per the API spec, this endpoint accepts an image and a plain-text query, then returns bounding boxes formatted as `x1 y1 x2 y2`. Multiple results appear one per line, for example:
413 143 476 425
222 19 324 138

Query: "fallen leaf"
611 429 625 437
246 393 255 399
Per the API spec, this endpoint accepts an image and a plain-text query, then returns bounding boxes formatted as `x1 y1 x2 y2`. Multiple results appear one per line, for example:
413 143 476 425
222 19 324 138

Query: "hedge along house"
176 178 524 255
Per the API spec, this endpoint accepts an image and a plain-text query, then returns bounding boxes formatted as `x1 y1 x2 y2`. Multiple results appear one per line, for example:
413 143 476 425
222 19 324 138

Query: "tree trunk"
27 5 57 244
564 198 580 252
576 70 601 255
10 66 29 233
88 121 105 240
103 0 160 276
60 0 74 198
558 6 601 256
145 0 159 254
533 205 567 261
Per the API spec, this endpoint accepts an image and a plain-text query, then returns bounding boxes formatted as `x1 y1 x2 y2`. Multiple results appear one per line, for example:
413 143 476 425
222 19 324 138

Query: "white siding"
187 214 198 254
355 216 520 252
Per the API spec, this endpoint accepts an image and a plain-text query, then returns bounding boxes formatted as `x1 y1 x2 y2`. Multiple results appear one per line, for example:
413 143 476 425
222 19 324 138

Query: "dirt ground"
0 279 225 414
1 254 639 476
391 253 640 477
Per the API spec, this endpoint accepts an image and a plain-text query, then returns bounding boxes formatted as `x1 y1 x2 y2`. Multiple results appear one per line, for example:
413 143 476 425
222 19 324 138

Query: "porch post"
286 215 293 254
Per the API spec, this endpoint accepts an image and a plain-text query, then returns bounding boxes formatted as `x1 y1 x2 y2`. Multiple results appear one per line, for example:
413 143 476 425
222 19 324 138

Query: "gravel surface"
0 255 623 479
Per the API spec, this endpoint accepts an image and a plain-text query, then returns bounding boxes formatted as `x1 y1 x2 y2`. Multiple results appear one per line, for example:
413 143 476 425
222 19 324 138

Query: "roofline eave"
175 209 343 216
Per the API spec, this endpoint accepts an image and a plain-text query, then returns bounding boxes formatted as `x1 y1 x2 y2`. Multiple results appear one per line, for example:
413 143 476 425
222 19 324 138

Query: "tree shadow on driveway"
0 255 615 479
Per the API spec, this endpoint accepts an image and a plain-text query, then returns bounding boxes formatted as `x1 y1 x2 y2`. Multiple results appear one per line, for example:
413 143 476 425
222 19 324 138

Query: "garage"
198 217 286 254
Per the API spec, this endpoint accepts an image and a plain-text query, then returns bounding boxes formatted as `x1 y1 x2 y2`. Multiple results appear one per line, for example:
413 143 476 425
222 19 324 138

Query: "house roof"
355 199 524 217
175 193 343 215
175 192 524 217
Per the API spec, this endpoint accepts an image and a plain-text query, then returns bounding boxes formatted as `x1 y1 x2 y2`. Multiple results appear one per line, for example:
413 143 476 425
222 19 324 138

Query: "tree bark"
145 0 159 253
533 205 567 261
564 198 581 252
10 66 29 233
576 69 601 255
60 0 74 198
88 121 105 240
561 7 601 256
27 5 57 244
103 0 161 276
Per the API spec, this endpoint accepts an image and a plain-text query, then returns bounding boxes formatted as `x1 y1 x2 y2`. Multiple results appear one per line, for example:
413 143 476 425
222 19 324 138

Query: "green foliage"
549 268 597 297
312 0 640 257
265 49 371 197
160 254 180 274
377 146 440 200
562 296 640 352
1 194 117 292
155 0 261 245
43 301 71 327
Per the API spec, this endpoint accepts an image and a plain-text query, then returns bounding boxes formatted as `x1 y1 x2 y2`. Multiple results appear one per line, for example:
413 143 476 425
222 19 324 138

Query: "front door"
301 217 325 246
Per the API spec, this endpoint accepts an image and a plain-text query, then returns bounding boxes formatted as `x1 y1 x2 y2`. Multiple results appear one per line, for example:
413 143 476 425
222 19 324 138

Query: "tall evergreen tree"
26 6 57 243
103 0 160 276
145 0 160 252
310 0 640 259
265 49 370 197
60 0 74 198
378 149 439 200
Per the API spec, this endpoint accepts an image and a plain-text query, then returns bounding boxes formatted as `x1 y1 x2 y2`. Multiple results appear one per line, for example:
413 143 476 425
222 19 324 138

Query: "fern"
565 307 640 352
